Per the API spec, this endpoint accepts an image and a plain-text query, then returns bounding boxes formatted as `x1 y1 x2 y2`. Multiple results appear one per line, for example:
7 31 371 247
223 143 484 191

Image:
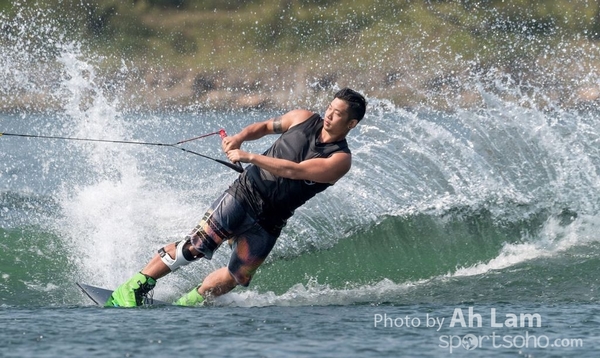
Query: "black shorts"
188 192 277 286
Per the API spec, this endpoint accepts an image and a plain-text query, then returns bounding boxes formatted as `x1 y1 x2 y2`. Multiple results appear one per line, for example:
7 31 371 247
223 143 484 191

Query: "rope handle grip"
219 129 244 173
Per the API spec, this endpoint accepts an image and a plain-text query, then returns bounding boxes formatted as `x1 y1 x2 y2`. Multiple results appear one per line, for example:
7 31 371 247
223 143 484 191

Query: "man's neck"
320 129 348 143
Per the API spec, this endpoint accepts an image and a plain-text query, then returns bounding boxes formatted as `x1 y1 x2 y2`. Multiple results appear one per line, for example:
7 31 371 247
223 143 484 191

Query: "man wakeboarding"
105 88 367 307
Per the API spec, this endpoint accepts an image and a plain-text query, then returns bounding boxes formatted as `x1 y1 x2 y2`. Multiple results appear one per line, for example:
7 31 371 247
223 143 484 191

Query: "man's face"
324 98 352 132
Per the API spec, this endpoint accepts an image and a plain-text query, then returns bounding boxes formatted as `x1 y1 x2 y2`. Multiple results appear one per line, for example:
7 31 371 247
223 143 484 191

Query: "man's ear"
348 119 359 129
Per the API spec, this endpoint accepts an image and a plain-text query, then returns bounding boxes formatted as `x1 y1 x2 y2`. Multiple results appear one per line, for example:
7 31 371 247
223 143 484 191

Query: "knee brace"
158 239 200 272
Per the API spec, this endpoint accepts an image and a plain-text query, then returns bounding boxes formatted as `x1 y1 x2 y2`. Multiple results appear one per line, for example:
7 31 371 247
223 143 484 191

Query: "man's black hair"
334 88 366 122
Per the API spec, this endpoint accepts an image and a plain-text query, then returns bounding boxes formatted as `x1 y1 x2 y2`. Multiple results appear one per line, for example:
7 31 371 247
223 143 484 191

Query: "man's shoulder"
286 109 316 118
285 109 318 128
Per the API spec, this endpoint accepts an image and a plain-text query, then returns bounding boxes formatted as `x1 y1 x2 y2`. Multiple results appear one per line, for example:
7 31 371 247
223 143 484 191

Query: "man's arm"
226 150 352 184
223 108 351 183
222 109 314 152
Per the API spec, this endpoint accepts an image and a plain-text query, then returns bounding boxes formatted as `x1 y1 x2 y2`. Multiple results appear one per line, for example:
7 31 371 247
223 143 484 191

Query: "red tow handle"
219 129 244 172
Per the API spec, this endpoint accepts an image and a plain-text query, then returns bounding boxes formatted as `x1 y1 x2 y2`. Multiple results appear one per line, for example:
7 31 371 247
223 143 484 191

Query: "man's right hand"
221 135 242 152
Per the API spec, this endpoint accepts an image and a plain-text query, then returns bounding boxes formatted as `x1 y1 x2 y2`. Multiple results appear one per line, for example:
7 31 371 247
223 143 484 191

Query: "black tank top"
226 113 351 236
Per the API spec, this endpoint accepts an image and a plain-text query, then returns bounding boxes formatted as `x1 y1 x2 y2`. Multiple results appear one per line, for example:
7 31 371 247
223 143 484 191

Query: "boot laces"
135 279 156 306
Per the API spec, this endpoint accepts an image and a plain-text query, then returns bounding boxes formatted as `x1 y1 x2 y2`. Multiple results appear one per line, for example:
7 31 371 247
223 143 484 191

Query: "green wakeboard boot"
174 285 204 306
105 272 156 307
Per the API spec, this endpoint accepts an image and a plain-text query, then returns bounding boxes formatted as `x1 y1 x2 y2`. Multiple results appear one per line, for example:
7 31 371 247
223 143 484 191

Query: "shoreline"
4 37 600 115
3 64 600 115
3 1 600 114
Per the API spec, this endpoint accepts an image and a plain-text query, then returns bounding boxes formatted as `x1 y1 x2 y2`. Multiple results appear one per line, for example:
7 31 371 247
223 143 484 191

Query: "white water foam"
213 278 422 307
28 29 208 294
451 214 600 278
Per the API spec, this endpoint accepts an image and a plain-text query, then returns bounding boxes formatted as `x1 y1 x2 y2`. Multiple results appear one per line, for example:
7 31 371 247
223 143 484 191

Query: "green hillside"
2 0 600 111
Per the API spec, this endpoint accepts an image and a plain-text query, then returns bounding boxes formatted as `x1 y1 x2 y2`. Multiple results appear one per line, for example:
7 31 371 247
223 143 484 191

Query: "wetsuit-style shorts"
187 192 277 286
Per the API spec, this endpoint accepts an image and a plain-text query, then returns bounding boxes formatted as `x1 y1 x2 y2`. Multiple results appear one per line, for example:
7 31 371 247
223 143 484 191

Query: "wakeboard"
77 282 169 306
